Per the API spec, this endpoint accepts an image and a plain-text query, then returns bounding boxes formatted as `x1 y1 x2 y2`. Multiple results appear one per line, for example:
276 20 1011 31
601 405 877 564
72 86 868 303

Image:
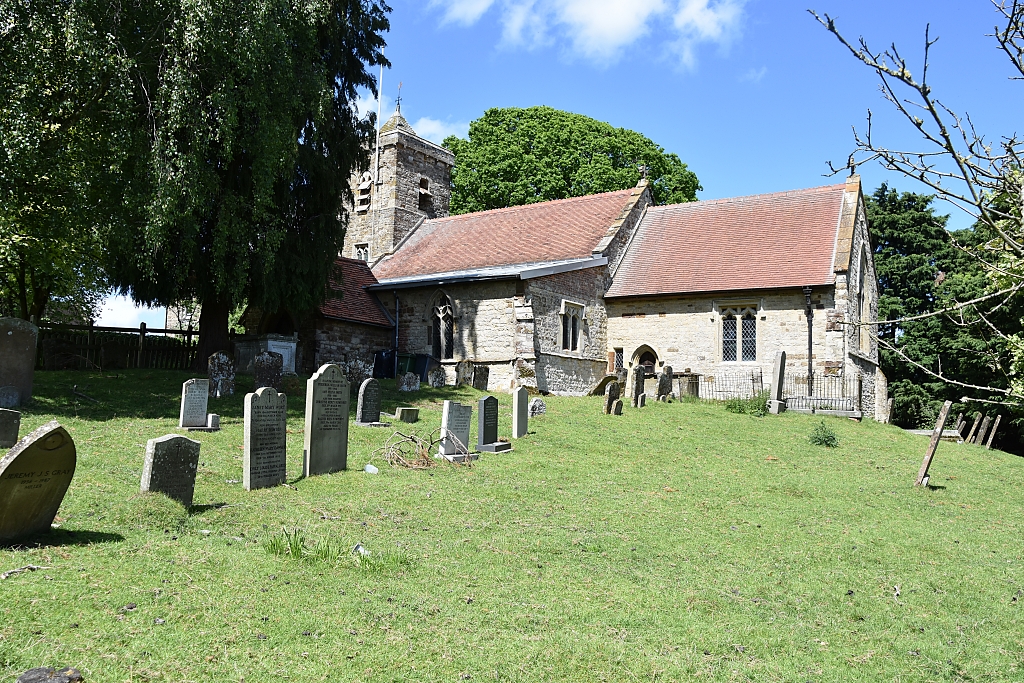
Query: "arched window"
560 301 584 352
722 307 757 362
858 249 871 353
431 294 454 360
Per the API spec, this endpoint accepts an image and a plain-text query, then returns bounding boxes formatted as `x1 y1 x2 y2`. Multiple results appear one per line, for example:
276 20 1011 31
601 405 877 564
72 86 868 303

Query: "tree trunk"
193 299 231 373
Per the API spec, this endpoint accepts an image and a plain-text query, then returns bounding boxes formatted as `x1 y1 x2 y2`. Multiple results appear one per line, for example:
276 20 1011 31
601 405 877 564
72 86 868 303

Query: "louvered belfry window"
432 295 454 360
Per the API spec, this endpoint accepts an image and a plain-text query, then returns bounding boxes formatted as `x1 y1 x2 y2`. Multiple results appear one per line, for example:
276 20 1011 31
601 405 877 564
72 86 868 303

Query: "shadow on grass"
188 503 230 515
3 528 125 549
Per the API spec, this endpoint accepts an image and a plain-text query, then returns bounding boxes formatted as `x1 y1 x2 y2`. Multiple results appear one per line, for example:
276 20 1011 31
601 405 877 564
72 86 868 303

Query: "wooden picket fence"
36 323 200 371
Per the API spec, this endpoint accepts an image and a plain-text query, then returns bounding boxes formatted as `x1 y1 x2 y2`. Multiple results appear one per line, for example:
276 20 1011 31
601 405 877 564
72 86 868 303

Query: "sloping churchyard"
1 368 1023 682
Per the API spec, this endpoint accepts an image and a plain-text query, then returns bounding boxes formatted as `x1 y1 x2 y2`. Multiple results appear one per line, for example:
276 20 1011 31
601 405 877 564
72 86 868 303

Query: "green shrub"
747 391 769 417
725 397 747 414
809 420 839 448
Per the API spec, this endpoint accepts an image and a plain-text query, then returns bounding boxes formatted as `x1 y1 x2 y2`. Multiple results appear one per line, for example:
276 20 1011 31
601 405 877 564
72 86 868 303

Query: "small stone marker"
985 415 1001 450
243 387 287 491
638 393 647 408
355 378 390 427
965 412 982 442
769 351 786 414
0 409 20 449
472 365 489 391
0 318 38 407
302 364 350 477
612 399 623 415
178 379 209 429
657 366 673 399
254 351 283 391
0 386 19 409
915 400 951 487
604 381 621 414
141 434 201 507
529 397 546 417
208 351 235 397
975 416 992 445
206 414 220 430
395 407 419 423
439 400 474 462
631 368 645 407
397 372 420 392
512 386 528 438
477 396 511 453
0 420 76 544
427 366 446 388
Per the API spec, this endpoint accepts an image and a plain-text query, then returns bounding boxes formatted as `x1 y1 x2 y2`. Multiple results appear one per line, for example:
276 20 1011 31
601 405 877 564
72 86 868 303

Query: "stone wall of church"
300 319 393 375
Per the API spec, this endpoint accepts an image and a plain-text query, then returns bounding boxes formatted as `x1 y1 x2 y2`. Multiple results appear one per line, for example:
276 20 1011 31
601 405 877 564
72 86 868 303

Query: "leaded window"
741 313 757 362
722 307 757 362
722 316 737 362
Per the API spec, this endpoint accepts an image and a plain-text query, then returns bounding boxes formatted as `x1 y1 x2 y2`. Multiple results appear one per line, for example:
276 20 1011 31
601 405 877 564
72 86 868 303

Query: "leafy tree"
442 106 700 214
103 0 390 366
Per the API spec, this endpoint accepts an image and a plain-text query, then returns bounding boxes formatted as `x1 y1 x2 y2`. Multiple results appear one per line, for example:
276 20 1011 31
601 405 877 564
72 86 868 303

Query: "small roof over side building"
606 182 854 298
319 257 393 328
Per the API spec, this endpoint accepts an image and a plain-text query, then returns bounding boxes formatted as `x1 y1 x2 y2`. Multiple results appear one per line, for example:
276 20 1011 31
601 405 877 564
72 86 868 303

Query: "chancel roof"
319 257 393 328
606 183 850 298
372 189 637 281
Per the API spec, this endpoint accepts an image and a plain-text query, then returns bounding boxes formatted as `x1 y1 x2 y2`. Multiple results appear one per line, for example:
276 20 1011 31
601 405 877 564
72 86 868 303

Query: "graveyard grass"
2 371 1023 682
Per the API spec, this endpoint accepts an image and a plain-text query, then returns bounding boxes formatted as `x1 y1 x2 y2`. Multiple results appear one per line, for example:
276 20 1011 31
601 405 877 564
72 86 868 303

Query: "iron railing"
697 369 765 401
782 373 862 412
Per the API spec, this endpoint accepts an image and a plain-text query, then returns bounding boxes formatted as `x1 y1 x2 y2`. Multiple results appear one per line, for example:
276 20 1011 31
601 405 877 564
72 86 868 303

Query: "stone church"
302 110 886 420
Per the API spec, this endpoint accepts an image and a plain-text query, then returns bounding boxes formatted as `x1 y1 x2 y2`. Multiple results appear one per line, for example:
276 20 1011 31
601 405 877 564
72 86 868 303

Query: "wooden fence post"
915 400 952 487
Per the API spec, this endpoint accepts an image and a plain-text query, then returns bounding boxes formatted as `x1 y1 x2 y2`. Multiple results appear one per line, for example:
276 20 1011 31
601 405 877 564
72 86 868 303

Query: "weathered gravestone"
427 366 446 388
254 351 283 391
397 372 420 392
769 351 787 414
965 413 982 442
604 381 621 414
986 414 1002 450
208 352 235 397
478 396 511 452
472 365 490 391
140 434 201 507
0 420 76 544
638 393 647 407
915 400 952 487
0 386 19 410
657 366 673 400
355 378 390 427
395 407 419 423
612 399 623 415
512 386 529 438
439 400 474 462
243 387 287 491
529 397 546 417
0 409 21 449
178 379 209 429
0 318 38 407
455 361 474 387
303 364 350 477
975 416 992 445
631 368 645 408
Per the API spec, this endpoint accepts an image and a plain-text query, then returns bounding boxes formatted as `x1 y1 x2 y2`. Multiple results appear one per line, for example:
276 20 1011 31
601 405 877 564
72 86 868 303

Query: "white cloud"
431 0 744 66
411 117 471 143
96 294 166 330
740 65 767 83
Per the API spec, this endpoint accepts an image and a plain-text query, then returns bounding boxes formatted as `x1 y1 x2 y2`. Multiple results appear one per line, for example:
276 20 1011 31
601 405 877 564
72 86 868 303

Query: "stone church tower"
344 110 455 264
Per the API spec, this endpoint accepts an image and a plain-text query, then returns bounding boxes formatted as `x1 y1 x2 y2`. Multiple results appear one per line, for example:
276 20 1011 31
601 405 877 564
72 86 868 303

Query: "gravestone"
455 361 474 387
208 352 235 397
254 351 283 391
395 407 419 423
639 393 647 408
965 413 982 442
604 381 621 414
986 415 1002 450
477 396 511 453
427 366 446 388
243 387 287 491
0 386 19 410
975 416 992 445
178 379 209 429
915 400 952 487
140 434 201 507
512 386 529 438
439 401 474 462
302 364 350 477
529 397 546 417
472 365 490 391
355 378 390 427
0 409 20 448
769 351 787 414
0 420 76 544
0 318 38 407
100 342 130 370
397 372 420 392
631 368 645 407
612 399 623 415
206 414 220 430
657 366 673 399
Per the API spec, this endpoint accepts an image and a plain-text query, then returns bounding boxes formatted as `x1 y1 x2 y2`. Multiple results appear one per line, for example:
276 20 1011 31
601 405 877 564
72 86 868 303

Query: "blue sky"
100 0 1019 326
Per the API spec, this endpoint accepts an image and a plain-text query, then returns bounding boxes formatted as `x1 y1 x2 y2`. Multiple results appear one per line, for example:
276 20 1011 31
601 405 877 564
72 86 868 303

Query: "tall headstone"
985 415 1002 450
0 420 76 544
243 387 287 491
0 409 20 448
975 416 992 445
355 378 389 427
141 434 201 507
439 401 474 462
303 364 350 477
178 379 209 428
769 351 787 414
512 386 529 438
477 396 511 452
631 368 645 408
0 318 38 407
656 366 673 399
915 400 951 487
472 365 490 391
254 351 283 391
965 413 982 443
208 352 235 397
604 381 621 414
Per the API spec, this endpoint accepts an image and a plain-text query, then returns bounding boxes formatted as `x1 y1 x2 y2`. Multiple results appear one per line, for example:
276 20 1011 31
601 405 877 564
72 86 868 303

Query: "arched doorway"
631 345 659 377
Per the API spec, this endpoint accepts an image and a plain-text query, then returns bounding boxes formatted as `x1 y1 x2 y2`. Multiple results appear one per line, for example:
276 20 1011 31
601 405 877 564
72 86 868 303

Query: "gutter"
368 257 608 291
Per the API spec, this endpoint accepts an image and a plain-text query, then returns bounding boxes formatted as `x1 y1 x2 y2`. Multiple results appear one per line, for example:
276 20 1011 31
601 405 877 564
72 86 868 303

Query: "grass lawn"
2 369 1023 682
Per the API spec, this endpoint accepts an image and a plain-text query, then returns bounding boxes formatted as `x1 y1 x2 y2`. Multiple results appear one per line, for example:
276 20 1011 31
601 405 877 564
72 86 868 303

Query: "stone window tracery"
560 301 584 353
722 307 757 362
354 243 369 262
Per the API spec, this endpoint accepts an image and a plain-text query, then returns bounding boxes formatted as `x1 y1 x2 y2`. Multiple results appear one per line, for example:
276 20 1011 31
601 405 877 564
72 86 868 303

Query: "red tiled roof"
372 189 637 280
319 258 393 327
606 183 848 298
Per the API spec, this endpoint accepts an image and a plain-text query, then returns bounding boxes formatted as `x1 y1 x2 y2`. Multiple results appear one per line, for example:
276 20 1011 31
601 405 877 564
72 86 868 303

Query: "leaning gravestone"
631 368 645 408
208 351 235 397
477 396 511 452
529 397 546 417
303 364 350 477
0 409 21 449
657 366 673 399
975 416 992 445
178 379 209 429
604 381 621 414
254 351 283 391
512 386 529 438
0 420 76 544
0 318 38 407
243 387 287 491
397 372 420 392
355 378 390 427
612 399 623 415
439 400 474 462
769 351 787 414
140 434 201 507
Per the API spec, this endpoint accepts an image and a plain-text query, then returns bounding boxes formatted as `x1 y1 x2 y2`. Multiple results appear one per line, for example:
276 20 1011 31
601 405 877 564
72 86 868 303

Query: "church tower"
344 110 455 264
